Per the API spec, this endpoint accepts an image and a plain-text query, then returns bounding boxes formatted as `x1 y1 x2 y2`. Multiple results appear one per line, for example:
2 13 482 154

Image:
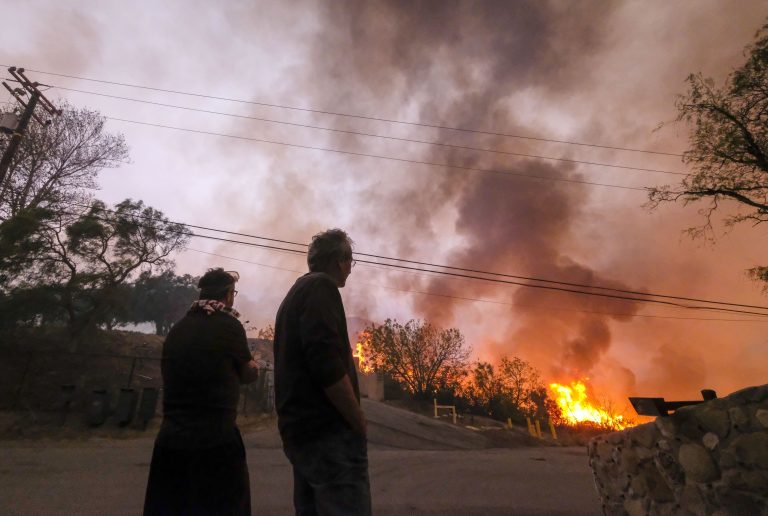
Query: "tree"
648 23 768 252
459 356 545 422
362 319 471 398
0 206 54 289
0 101 128 221
132 270 199 335
26 199 190 337
0 284 65 330
246 324 274 341
93 282 135 331
528 387 562 425
467 362 502 407
461 361 512 418
498 356 541 410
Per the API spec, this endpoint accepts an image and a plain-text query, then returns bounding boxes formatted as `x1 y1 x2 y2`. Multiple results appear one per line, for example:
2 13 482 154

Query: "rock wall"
588 385 768 515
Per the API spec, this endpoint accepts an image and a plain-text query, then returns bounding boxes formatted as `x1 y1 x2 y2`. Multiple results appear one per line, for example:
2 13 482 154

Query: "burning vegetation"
353 332 373 374
354 320 635 432
549 380 632 430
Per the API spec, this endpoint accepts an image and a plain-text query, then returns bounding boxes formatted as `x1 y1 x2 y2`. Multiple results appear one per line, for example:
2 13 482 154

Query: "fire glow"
549 380 631 430
353 332 373 374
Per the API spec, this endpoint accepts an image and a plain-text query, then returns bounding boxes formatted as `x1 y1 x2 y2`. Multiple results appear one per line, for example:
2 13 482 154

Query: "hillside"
0 327 554 450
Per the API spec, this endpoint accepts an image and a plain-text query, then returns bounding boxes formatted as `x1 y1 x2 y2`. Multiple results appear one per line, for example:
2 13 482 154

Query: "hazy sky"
3 1 767 408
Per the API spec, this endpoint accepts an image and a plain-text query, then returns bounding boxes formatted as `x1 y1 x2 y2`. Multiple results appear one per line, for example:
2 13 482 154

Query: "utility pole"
0 67 60 189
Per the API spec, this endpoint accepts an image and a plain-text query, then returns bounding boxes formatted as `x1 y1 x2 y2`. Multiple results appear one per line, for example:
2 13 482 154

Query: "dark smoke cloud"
131 0 768 402
6 1 768 403
285 0 640 379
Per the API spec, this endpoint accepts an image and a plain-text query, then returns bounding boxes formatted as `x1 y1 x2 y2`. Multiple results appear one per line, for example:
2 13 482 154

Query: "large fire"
549 380 631 430
353 329 632 429
353 332 374 374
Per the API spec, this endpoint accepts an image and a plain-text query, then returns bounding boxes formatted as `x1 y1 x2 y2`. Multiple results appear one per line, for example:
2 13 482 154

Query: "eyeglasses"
233 289 239 297
351 259 357 268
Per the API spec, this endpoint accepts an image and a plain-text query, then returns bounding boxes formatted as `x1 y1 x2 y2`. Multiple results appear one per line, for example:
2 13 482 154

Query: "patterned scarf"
190 299 241 319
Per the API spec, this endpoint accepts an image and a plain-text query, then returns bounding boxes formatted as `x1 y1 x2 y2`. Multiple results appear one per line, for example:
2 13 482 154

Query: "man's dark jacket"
274 272 360 445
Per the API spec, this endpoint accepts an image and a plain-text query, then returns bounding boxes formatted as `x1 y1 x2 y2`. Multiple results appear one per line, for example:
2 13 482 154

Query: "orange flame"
353 332 374 374
549 380 631 430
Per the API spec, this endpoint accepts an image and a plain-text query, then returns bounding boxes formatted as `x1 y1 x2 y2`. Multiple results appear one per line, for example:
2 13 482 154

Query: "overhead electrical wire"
196 234 768 317
0 65 683 158
187 248 768 323
43 202 768 321
104 116 650 192
10 67 761 316
58 199 768 313
54 202 768 318
2 74 672 192
47 85 687 178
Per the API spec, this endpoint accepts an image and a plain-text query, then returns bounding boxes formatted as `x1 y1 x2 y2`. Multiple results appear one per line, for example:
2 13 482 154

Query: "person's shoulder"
297 272 336 290
213 310 245 329
163 313 196 343
284 272 333 296
280 273 338 313
166 312 194 333
184 307 244 334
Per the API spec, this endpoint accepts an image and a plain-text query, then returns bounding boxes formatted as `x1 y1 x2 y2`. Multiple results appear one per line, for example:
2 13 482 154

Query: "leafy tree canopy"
132 270 199 336
459 357 549 422
23 198 190 337
362 319 471 398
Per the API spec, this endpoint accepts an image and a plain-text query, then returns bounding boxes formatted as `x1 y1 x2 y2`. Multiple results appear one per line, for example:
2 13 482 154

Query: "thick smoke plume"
15 0 763 402
287 1 643 386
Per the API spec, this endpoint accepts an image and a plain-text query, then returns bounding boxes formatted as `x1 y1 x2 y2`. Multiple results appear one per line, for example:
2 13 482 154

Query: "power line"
10 68 726 309
67 213 768 317
58 199 768 314
104 116 649 192
0 65 683 158
48 84 687 178
199 225 768 310
187 248 768 323
39 202 768 321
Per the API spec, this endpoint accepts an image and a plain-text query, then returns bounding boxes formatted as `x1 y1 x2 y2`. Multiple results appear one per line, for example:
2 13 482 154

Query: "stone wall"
588 385 768 515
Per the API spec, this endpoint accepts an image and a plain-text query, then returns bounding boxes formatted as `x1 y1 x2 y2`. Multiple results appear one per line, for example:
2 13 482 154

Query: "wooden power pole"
0 67 60 189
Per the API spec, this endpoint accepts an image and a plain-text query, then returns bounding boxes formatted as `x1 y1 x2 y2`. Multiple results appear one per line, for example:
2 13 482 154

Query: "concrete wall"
588 385 768 515
357 370 385 401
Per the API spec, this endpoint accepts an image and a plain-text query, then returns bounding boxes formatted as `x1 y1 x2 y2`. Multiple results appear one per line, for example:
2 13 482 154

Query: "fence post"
126 357 137 388
265 368 274 413
13 355 34 410
241 385 249 417
526 417 536 437
59 384 76 426
548 420 558 440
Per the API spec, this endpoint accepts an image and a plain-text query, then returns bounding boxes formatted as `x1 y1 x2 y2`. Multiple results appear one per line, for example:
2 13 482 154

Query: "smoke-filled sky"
3 1 767 406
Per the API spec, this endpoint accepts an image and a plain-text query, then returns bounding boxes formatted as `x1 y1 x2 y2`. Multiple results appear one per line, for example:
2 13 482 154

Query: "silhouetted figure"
274 229 372 516
144 268 260 516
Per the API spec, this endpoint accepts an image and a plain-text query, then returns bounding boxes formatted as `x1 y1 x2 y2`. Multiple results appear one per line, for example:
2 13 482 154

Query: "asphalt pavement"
0 400 602 515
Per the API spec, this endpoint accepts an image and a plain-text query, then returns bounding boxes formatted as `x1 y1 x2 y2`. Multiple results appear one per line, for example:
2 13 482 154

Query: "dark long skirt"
143 431 251 516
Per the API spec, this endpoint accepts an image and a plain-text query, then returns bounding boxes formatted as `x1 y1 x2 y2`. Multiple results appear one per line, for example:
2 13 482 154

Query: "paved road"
0 439 600 515
1 400 602 514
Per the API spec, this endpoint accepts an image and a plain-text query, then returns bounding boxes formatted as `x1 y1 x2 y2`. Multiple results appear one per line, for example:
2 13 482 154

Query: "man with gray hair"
274 228 371 515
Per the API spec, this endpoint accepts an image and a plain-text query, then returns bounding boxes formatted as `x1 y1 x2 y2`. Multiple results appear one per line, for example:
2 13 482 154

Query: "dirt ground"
0 399 602 515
